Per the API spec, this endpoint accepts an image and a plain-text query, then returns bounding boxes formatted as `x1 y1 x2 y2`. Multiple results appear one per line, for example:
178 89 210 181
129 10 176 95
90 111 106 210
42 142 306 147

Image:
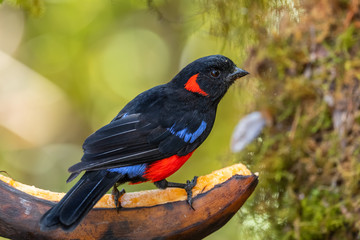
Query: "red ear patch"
184 73 208 96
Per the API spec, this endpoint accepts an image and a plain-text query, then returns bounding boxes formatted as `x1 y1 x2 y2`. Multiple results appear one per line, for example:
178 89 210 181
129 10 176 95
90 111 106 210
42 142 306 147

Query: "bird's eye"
210 70 220 78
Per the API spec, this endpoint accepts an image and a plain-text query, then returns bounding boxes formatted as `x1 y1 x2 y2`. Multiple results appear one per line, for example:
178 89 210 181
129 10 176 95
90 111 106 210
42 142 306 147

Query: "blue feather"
169 121 207 143
190 121 207 143
107 164 147 178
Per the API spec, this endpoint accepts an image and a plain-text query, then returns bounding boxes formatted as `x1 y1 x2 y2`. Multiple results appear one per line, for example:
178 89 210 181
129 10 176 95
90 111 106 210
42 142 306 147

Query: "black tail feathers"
40 170 123 231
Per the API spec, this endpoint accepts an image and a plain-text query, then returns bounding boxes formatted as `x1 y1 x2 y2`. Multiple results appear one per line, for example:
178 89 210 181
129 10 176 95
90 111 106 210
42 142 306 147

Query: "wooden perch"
0 164 258 240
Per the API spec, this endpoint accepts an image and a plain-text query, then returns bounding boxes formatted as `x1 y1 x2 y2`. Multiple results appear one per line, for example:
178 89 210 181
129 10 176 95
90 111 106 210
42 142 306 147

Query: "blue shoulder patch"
169 120 207 143
107 164 146 178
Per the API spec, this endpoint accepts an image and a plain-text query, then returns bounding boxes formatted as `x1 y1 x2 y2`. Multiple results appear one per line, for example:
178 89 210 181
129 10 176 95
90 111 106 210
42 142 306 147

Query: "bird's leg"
154 176 198 210
112 182 126 212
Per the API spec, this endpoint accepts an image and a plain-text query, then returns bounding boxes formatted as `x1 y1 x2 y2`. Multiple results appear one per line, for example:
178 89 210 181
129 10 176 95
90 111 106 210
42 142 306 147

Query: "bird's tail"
40 170 123 231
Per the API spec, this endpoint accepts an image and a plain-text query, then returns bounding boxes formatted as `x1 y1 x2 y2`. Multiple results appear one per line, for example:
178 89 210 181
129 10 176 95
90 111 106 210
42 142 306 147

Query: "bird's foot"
184 176 198 210
112 184 126 212
154 176 198 210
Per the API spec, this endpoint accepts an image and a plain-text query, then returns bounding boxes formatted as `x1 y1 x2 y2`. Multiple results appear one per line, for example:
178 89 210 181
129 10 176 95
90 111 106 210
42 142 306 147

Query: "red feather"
144 152 194 182
184 74 208 96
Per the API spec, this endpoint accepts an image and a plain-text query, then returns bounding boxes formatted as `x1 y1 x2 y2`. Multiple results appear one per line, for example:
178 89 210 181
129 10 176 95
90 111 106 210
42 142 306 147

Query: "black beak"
227 67 249 82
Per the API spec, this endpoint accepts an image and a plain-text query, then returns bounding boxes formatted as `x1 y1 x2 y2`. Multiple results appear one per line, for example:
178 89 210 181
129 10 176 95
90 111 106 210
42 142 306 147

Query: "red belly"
144 151 194 182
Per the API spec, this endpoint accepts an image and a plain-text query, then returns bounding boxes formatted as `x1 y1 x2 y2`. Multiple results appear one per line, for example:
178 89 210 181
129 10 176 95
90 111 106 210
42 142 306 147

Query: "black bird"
40 55 249 231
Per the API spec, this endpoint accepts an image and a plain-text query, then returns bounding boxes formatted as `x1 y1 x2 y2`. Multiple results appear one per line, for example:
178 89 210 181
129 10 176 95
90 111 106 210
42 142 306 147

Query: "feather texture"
69 112 210 174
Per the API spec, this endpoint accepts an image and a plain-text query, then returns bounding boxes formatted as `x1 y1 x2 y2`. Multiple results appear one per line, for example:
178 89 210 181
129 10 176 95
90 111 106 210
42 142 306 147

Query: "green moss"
200 0 360 239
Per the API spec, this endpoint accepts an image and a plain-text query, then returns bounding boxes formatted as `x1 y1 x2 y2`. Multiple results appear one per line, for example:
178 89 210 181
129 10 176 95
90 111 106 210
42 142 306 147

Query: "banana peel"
0 164 258 240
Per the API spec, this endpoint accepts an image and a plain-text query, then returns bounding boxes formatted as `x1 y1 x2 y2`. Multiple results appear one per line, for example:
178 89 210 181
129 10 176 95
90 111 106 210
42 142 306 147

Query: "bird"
40 54 249 231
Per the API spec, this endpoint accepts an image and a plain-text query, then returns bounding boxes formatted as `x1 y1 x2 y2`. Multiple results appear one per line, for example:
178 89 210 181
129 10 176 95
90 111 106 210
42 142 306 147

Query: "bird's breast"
144 151 194 182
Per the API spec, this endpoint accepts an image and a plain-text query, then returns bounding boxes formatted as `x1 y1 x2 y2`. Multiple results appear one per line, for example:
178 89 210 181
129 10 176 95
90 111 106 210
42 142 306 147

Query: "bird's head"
170 55 249 103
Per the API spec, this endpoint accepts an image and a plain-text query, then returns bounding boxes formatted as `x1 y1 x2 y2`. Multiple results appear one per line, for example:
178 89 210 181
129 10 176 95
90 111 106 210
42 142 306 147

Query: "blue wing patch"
169 121 207 143
107 164 147 178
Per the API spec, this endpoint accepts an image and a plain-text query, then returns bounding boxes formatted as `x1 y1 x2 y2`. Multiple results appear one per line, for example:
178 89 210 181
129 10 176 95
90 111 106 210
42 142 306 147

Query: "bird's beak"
227 67 249 83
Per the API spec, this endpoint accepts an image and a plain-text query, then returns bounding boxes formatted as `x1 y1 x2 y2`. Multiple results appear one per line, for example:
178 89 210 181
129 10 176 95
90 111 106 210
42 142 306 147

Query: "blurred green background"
1 0 360 239
0 1 254 239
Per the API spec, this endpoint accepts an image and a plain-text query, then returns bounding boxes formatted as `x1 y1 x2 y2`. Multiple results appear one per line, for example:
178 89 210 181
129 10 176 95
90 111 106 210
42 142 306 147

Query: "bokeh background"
0 1 254 239
1 0 360 239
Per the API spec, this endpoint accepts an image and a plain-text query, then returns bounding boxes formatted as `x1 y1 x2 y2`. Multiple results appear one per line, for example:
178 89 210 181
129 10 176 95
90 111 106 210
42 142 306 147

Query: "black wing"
68 113 202 176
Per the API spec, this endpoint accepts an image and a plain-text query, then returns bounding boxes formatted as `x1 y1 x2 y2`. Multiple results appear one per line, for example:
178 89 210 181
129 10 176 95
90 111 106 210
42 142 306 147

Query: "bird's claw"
112 187 125 212
185 176 198 210
154 177 198 210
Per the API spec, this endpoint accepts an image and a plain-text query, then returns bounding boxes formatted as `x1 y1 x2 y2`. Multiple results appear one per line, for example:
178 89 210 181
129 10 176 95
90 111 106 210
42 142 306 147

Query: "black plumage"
40 55 249 231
